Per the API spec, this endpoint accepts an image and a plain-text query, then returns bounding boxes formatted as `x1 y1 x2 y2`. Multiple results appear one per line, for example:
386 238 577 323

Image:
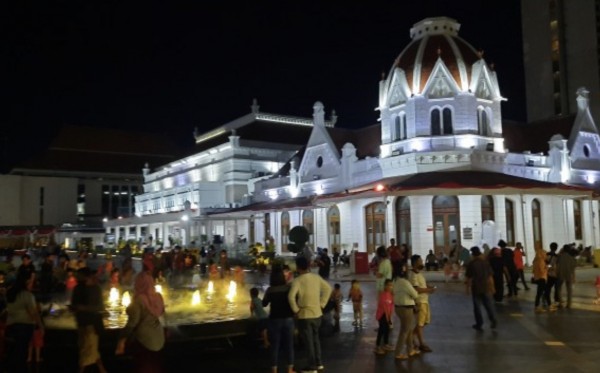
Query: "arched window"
574 200 582 240
327 206 340 252
431 109 441 135
432 196 460 254
264 213 271 239
302 210 314 249
394 116 401 141
395 197 411 247
402 114 407 140
365 202 386 254
443 107 453 134
532 199 542 251
281 211 290 252
481 195 495 221
505 199 515 246
478 108 490 136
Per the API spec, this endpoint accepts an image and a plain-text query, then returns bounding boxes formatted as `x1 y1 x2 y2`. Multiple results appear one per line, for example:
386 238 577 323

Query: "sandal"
408 349 420 357
395 354 408 360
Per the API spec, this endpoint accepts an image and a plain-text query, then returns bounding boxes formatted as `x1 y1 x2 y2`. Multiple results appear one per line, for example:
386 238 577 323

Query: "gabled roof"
10 125 179 175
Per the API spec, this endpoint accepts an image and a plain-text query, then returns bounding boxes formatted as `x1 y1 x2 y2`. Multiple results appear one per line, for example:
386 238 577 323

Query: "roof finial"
437 47 442 56
477 49 484 59
251 98 259 114
381 71 386 80
490 62 495 71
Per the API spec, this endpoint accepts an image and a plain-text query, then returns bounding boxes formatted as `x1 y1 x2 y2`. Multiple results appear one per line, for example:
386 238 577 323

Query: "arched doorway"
365 202 386 254
531 199 542 251
481 195 495 221
327 206 340 253
505 199 515 246
302 210 314 249
395 197 411 247
281 211 290 252
432 196 460 254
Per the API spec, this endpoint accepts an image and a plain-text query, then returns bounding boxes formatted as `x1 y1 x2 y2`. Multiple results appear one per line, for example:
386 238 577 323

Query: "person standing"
488 248 505 303
545 243 560 311
387 239 402 278
316 249 331 280
373 279 394 355
409 254 435 353
262 267 295 373
71 267 107 373
465 246 497 331
5 270 42 372
499 240 518 297
556 245 577 308
513 242 530 291
375 246 393 295
116 272 165 373
392 267 420 360
288 257 332 373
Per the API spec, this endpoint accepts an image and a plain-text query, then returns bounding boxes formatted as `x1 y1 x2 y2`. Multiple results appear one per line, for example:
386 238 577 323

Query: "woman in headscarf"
5 270 42 372
115 272 165 373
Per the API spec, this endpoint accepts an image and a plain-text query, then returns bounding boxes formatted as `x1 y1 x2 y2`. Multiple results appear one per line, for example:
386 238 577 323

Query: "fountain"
43 276 257 343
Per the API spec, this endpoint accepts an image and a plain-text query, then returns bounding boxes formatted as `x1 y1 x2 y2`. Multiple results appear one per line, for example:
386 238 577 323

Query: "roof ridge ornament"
251 98 260 114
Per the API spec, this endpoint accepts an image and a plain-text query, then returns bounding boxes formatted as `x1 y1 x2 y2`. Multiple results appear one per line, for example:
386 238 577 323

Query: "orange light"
375 184 385 192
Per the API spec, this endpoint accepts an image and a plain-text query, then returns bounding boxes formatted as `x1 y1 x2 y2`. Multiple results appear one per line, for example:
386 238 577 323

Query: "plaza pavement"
37 265 600 373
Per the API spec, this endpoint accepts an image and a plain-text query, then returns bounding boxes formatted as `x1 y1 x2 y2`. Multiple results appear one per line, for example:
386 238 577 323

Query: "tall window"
478 108 490 136
432 196 460 254
573 200 582 240
264 213 271 240
365 202 386 254
431 109 441 135
395 197 411 247
532 199 542 251
431 108 453 135
327 206 340 252
394 116 401 141
505 199 515 246
281 212 290 252
481 195 495 221
303 210 314 249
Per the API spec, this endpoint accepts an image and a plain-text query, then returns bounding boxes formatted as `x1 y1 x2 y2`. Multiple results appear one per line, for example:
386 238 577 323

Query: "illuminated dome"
378 17 505 158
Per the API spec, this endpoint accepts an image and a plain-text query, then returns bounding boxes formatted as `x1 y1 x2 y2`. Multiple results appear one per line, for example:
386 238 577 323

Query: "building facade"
106 17 600 262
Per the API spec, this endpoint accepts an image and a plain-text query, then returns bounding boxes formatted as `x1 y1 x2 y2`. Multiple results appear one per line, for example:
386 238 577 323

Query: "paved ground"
17 265 600 372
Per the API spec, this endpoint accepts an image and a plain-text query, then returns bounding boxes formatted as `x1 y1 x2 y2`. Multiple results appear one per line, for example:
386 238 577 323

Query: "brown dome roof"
392 18 481 94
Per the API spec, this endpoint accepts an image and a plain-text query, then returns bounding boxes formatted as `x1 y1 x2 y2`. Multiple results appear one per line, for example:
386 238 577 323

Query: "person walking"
288 257 332 373
387 238 402 278
376 246 393 295
465 246 497 331
116 272 166 373
532 244 551 313
513 243 530 291
545 243 560 310
488 247 505 303
556 245 577 308
392 267 420 360
373 279 394 355
262 266 295 373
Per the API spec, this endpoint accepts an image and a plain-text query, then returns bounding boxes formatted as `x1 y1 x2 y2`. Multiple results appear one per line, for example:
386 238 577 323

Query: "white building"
106 17 600 261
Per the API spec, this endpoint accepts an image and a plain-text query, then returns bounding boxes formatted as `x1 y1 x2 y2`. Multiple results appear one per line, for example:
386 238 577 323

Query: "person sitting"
425 250 439 271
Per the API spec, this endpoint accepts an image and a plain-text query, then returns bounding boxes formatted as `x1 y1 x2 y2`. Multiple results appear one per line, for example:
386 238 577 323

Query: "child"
330 283 343 332
347 279 363 327
374 279 394 355
593 275 600 304
208 263 220 282
233 266 245 287
249 287 269 348
65 269 77 303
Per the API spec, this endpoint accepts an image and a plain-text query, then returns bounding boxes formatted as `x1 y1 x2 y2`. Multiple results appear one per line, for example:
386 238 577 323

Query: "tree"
288 225 309 254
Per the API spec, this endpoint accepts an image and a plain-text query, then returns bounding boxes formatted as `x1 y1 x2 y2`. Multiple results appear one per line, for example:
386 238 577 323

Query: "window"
302 210 314 249
394 116 401 141
505 199 515 246
481 195 495 221
583 145 591 158
431 108 453 135
478 108 490 136
431 109 441 135
574 200 582 240
532 199 542 251
281 212 290 252
395 197 411 247
327 206 340 252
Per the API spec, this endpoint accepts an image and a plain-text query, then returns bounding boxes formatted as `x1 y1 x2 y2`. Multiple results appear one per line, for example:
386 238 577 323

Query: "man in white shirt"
409 254 436 353
288 257 332 373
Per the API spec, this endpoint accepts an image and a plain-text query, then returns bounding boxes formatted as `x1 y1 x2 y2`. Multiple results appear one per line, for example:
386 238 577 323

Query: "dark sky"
3 0 525 171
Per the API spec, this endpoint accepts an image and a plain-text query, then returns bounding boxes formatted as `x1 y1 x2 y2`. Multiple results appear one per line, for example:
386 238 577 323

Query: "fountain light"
191 290 201 306
207 281 214 294
155 284 163 295
226 280 237 302
122 291 131 308
109 287 120 307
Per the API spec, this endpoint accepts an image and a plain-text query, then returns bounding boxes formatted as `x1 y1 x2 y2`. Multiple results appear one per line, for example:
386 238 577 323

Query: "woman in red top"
513 243 530 291
374 279 394 355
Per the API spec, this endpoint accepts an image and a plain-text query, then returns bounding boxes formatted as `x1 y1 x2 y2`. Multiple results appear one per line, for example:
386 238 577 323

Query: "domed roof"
391 17 481 94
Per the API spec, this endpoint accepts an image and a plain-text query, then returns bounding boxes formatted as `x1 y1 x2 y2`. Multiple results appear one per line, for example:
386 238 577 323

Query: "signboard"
463 227 473 240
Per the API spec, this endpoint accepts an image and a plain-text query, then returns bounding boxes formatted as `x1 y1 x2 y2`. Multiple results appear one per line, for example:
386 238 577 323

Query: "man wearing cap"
465 246 497 331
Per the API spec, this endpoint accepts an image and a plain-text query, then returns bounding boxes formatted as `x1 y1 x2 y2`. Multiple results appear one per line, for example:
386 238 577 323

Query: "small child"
65 270 77 303
330 283 343 332
347 279 363 327
593 275 600 304
28 303 44 363
233 266 245 287
249 287 269 348
374 279 394 355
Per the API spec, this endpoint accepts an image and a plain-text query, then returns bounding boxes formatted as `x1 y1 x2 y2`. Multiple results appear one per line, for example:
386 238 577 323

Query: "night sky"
3 0 525 172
